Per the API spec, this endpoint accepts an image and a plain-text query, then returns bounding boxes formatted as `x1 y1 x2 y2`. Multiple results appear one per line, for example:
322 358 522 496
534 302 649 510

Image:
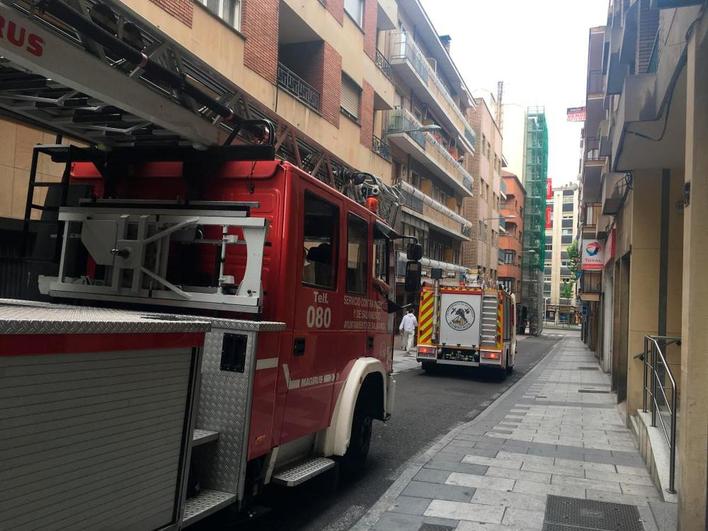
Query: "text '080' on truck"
1 139 423 530
415 284 518 375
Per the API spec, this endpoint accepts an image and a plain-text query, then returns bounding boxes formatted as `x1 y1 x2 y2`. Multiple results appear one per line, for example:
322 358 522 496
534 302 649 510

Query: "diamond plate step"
182 489 237 527
272 457 336 487
192 429 219 446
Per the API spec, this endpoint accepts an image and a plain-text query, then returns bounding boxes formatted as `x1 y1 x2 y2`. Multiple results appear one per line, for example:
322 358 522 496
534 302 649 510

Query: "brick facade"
149 0 193 27
320 43 342 127
359 81 374 147
324 0 344 25
243 0 279 84
363 0 377 60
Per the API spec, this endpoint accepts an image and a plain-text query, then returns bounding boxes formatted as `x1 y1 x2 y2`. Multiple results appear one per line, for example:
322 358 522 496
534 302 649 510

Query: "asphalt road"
195 334 561 531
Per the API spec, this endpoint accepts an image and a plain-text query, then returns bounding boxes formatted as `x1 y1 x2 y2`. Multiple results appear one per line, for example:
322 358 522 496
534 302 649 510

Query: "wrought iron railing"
387 31 476 150
372 135 391 161
277 62 321 111
641 335 681 494
384 108 474 193
398 186 424 214
375 49 393 79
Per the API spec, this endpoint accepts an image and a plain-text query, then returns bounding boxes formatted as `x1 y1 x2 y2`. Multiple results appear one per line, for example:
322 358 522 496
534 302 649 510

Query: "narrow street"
194 334 562 531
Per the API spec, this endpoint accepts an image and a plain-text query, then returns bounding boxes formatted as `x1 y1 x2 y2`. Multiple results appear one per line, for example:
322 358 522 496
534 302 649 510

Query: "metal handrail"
277 63 321 111
642 335 681 494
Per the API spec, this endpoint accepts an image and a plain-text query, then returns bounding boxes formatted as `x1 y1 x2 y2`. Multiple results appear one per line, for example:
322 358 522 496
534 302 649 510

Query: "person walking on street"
399 309 418 352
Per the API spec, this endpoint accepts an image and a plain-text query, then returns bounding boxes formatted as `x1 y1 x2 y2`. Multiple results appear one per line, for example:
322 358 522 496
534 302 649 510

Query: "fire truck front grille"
440 348 479 363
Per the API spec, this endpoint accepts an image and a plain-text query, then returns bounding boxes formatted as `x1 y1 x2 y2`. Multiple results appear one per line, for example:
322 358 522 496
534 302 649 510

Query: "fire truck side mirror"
404 261 422 293
406 242 423 261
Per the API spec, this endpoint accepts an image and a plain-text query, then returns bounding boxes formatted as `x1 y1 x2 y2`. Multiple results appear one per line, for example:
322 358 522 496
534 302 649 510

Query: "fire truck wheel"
341 393 373 475
421 361 436 373
503 350 514 375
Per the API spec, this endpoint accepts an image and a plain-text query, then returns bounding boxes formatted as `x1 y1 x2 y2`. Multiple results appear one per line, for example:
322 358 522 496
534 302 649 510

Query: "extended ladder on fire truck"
0 2 406 527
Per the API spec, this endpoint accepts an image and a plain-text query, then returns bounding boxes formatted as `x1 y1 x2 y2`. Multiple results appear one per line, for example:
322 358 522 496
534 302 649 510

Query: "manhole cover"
578 389 611 394
419 524 455 531
543 495 644 531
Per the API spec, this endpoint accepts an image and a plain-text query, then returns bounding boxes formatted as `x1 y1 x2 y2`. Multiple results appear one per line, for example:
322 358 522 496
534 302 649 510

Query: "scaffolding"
521 107 548 335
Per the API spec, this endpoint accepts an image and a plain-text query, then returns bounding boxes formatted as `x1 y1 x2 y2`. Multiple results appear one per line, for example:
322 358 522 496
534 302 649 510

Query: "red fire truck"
1 143 421 528
416 283 517 375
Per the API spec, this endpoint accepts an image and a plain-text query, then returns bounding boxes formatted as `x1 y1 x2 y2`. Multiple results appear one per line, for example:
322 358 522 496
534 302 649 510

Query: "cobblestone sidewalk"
354 333 677 531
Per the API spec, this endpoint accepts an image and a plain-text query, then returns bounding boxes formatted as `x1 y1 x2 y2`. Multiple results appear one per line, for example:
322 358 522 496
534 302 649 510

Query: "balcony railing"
375 49 393 79
387 31 476 150
372 135 391 161
277 62 321 112
384 108 474 193
641 335 681 494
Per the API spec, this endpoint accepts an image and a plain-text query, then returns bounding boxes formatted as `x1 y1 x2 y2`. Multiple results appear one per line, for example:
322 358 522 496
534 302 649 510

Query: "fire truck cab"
416 284 517 375
20 145 417 526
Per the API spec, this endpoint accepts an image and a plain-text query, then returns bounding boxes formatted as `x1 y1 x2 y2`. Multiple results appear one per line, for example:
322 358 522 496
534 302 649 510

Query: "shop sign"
567 106 586 121
581 239 604 271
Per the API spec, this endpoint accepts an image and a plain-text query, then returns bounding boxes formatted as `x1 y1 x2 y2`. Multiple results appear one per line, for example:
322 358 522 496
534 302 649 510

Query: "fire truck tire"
340 392 373 475
504 350 514 375
421 361 436 373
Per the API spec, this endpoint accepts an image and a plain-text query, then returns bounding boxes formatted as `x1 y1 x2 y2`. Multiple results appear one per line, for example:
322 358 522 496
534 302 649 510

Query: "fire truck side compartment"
0 300 210 531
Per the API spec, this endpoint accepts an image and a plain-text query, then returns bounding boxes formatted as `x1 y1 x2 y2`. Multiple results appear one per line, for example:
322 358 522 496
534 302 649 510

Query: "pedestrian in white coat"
399 309 418 352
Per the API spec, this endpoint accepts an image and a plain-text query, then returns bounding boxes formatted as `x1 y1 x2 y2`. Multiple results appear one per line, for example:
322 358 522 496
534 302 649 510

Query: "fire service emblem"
445 301 475 331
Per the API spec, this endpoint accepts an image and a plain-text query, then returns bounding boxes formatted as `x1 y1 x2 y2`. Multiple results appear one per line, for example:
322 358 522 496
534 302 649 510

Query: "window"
374 231 389 282
197 0 241 29
341 75 361 122
561 235 573 244
347 214 368 294
503 250 516 264
562 202 574 212
344 0 364 26
302 192 339 289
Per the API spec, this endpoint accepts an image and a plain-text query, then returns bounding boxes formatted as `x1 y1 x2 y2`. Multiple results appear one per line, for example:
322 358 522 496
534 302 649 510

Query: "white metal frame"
50 206 267 313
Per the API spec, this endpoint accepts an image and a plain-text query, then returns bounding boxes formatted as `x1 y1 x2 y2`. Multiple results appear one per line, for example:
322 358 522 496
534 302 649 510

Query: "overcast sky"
420 0 608 186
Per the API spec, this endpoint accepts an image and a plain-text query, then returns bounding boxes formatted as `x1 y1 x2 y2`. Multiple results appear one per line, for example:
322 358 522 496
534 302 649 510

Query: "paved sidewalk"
355 332 676 531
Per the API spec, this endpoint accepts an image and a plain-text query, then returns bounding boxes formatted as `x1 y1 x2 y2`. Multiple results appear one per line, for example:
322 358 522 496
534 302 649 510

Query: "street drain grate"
578 389 611 394
577 366 599 370
418 524 455 531
543 495 644 530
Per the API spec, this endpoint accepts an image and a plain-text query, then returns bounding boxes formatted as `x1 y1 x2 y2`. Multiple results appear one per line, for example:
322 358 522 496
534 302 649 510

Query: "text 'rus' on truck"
415 284 517 376
2 140 422 529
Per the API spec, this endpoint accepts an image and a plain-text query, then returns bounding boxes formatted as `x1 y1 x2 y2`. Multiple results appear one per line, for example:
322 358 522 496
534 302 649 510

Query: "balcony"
397 180 471 240
587 69 605 95
387 31 476 152
384 108 474 197
372 135 391 161
277 62 321 112
375 49 393 80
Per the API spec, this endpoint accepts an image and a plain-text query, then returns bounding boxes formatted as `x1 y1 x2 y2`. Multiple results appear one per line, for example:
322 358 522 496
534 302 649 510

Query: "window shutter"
341 76 360 120
344 0 363 26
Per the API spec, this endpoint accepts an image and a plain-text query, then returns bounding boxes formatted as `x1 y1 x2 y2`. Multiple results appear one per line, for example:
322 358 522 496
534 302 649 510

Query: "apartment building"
543 183 579 324
0 0 479 296
461 97 503 284
498 171 525 302
520 107 549 335
578 2 707 529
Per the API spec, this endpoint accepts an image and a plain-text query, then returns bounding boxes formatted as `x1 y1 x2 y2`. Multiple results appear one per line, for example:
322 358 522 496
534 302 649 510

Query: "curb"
351 335 567 530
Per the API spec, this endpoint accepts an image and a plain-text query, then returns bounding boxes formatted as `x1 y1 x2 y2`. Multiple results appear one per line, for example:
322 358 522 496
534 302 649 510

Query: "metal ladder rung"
192 429 219 447
182 489 237 527
272 457 335 487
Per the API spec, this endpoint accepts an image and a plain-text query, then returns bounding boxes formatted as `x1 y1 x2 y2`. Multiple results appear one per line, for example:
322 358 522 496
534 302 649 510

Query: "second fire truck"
415 282 517 375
